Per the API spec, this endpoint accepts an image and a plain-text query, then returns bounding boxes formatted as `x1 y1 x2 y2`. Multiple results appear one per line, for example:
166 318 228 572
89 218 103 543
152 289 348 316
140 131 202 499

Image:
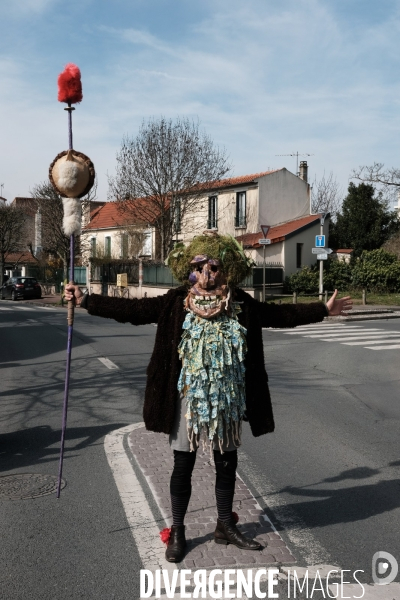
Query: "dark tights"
170 449 237 526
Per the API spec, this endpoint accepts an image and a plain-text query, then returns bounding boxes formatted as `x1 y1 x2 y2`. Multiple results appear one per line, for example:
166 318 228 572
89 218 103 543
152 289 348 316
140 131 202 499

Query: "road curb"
326 311 400 322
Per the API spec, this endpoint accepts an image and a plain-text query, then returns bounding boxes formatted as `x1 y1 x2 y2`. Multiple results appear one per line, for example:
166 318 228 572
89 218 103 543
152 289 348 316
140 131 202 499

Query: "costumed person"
65 232 352 562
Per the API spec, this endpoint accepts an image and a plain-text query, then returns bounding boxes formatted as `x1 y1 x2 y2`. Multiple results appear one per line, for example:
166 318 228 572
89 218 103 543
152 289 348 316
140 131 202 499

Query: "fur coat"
85 287 328 438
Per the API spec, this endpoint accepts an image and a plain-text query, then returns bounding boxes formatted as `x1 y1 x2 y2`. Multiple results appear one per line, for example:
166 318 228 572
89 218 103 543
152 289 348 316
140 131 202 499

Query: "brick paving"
128 426 296 569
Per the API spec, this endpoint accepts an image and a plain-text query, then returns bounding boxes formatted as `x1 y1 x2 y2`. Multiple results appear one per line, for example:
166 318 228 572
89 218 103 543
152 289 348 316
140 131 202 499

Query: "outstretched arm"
256 289 352 329
65 284 165 325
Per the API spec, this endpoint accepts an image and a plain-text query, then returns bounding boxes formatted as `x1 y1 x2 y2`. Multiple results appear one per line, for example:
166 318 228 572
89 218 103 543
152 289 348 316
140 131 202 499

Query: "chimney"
299 161 308 183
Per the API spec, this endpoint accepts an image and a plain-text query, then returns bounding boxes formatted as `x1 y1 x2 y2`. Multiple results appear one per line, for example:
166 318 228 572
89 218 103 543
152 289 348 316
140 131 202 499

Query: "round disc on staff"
49 149 95 198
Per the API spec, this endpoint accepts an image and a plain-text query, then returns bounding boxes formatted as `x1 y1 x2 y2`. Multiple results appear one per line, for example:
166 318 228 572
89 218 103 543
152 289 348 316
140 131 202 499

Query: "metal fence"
89 261 283 289
91 262 139 285
142 264 181 287
240 263 284 288
26 266 87 289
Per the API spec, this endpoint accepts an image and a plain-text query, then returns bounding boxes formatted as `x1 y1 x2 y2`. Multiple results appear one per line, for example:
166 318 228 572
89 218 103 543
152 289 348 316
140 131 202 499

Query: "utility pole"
319 213 325 301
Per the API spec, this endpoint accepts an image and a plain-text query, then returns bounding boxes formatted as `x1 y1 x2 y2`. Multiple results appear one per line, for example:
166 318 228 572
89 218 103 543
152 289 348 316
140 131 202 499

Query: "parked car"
0 277 42 301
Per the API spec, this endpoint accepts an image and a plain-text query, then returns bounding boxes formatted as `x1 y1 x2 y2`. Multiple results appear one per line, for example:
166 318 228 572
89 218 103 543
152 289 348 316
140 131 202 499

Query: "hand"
65 283 84 306
326 289 353 316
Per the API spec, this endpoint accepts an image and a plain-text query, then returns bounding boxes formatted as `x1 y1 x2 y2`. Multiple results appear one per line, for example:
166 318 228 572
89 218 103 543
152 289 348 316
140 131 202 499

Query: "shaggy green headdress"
167 233 253 286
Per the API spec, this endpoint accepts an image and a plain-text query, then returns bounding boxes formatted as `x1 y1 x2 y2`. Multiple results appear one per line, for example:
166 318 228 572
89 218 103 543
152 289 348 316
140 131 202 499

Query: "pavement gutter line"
104 422 178 578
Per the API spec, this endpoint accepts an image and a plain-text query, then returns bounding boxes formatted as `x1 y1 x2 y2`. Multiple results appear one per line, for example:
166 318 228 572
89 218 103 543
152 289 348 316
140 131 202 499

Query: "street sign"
261 225 270 238
316 235 325 247
259 239 271 245
317 253 328 260
117 273 128 287
312 247 332 254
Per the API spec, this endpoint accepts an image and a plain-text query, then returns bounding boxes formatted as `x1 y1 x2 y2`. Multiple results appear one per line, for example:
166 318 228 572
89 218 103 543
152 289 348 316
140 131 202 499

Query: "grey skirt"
169 393 239 453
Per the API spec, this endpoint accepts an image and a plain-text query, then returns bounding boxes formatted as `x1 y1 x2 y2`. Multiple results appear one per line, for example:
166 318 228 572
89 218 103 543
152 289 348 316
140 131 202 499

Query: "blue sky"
1 0 400 206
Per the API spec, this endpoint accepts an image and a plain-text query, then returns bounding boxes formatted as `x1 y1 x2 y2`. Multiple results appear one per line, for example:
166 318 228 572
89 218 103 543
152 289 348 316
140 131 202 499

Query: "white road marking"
271 324 360 331
104 423 177 576
98 357 119 370
320 332 400 342
283 327 363 335
305 329 383 338
366 344 400 350
0 307 12 311
343 338 400 345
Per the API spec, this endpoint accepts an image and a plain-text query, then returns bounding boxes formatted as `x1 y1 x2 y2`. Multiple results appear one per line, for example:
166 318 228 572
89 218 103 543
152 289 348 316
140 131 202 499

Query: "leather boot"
214 519 262 550
165 525 187 562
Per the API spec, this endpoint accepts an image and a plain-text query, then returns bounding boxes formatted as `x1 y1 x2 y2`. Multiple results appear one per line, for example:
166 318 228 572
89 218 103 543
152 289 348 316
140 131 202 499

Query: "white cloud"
1 0 400 204
0 0 60 17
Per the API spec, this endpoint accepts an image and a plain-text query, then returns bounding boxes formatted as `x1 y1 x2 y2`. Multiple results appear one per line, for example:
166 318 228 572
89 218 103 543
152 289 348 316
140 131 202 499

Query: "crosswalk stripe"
274 324 359 331
0 307 12 311
283 327 363 335
366 344 400 350
343 338 400 346
320 333 400 342
305 329 383 338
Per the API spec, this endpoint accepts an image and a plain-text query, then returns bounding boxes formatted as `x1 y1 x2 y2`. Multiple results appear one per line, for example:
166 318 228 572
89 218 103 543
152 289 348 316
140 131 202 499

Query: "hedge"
284 249 400 294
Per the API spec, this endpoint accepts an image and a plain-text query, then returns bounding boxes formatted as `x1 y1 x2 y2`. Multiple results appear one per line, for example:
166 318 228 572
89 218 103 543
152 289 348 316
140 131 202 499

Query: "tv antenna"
275 152 314 176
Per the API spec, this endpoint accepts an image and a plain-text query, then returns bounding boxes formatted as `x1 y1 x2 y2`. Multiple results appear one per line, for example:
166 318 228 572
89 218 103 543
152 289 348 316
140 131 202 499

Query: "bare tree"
311 171 342 217
30 180 97 278
352 163 400 208
108 117 231 261
0 203 27 286
117 224 149 259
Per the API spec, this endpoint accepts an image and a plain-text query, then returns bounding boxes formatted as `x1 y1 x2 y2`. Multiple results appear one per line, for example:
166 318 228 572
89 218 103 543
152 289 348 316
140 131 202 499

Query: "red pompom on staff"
49 64 95 498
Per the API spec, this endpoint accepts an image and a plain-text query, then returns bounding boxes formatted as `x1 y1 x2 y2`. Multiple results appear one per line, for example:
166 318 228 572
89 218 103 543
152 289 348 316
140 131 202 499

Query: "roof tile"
236 214 324 247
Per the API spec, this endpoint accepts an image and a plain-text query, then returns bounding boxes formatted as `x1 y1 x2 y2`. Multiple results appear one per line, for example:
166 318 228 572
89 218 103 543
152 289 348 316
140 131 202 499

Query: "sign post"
318 217 325 300
260 226 270 302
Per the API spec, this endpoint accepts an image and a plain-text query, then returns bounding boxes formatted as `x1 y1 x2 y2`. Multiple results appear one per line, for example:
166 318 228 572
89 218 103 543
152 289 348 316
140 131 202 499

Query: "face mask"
187 254 229 319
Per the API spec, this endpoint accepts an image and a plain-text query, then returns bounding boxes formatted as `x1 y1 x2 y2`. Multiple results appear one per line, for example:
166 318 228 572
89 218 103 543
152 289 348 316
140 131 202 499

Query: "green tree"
330 182 400 257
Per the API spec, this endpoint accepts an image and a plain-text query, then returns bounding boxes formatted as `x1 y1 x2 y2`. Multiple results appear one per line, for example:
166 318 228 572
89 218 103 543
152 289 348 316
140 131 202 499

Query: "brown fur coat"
85 287 327 438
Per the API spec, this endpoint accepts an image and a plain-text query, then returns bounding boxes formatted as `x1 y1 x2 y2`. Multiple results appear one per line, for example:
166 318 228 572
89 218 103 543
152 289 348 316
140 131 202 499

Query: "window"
91 237 97 257
121 234 129 259
207 196 218 229
235 192 246 227
296 243 303 268
105 236 111 257
173 198 181 233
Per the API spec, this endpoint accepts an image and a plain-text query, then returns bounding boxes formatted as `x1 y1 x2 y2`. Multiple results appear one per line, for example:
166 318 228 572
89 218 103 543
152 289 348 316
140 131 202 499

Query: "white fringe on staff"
62 197 82 236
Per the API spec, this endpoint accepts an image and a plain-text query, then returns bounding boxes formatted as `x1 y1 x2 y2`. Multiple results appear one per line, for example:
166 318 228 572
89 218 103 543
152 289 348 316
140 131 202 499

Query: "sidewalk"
127 425 295 570
18 294 64 308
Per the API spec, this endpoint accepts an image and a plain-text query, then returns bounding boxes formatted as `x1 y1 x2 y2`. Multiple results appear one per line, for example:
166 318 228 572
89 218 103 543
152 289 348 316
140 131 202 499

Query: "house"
236 212 329 279
3 251 38 279
176 161 329 281
82 201 155 262
178 164 313 244
331 249 353 263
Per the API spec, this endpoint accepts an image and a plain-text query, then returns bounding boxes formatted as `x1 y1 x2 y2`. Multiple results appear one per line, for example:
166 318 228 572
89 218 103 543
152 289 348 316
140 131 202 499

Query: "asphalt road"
240 318 400 583
0 302 156 600
1 302 400 598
